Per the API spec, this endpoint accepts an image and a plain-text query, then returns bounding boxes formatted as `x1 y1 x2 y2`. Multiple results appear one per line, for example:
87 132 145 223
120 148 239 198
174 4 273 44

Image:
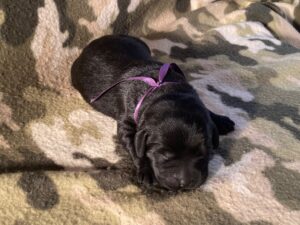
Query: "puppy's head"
135 104 219 191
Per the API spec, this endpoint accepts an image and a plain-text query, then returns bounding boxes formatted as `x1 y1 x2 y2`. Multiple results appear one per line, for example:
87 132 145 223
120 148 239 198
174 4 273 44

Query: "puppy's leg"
209 111 235 135
117 117 153 187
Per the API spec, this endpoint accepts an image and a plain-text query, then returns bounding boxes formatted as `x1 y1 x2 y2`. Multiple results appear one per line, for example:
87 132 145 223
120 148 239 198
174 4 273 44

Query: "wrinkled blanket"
0 0 300 224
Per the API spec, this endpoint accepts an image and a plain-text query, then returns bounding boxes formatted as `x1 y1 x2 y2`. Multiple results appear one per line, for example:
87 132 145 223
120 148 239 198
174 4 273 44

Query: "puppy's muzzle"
156 172 204 191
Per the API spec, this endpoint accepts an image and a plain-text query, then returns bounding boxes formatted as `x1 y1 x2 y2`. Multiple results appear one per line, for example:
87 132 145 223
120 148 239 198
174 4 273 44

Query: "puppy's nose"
179 179 185 187
160 174 186 190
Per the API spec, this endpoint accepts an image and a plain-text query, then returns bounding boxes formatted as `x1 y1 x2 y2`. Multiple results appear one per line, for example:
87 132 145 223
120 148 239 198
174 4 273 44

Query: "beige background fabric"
0 0 299 224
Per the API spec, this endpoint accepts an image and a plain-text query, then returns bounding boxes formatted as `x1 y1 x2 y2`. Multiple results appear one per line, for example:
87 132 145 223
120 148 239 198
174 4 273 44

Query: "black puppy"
71 35 235 191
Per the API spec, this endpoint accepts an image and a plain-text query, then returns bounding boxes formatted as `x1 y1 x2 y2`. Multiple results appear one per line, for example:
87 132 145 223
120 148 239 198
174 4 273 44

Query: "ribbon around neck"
90 63 184 123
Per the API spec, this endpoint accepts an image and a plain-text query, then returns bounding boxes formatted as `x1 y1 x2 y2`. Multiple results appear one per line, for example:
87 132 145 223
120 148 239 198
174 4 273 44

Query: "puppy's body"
72 35 154 118
71 35 234 190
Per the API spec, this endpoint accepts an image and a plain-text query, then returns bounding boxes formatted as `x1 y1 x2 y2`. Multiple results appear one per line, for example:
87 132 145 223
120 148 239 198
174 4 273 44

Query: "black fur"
71 35 235 191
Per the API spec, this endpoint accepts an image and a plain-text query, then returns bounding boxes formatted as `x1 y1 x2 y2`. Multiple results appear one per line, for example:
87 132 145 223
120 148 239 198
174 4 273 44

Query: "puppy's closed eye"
160 152 174 161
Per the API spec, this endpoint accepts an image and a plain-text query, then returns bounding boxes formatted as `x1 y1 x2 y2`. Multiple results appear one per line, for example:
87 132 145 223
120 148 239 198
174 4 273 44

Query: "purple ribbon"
90 63 183 123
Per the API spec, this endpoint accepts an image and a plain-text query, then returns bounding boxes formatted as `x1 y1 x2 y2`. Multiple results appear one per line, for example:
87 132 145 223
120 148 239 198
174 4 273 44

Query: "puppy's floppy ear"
211 123 219 149
170 63 184 76
134 129 147 158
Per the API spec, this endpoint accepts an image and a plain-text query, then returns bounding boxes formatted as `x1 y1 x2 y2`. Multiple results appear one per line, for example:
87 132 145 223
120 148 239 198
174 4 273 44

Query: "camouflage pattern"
0 0 300 224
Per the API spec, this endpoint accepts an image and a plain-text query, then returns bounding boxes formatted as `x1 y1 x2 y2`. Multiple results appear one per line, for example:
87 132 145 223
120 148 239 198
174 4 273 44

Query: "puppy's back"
71 35 151 101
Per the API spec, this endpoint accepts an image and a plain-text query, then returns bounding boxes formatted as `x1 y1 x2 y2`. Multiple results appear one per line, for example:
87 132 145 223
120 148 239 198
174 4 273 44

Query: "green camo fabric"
0 0 300 224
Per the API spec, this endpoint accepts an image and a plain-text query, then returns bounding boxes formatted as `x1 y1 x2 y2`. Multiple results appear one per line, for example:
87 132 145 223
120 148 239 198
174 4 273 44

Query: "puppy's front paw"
217 116 235 135
137 167 153 188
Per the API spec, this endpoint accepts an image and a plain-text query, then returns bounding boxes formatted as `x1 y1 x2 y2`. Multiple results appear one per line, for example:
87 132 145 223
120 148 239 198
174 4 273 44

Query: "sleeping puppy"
71 35 235 191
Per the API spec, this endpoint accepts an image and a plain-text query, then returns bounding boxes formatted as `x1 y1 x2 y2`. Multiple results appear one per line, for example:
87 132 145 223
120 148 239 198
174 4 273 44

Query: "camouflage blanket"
0 0 300 224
